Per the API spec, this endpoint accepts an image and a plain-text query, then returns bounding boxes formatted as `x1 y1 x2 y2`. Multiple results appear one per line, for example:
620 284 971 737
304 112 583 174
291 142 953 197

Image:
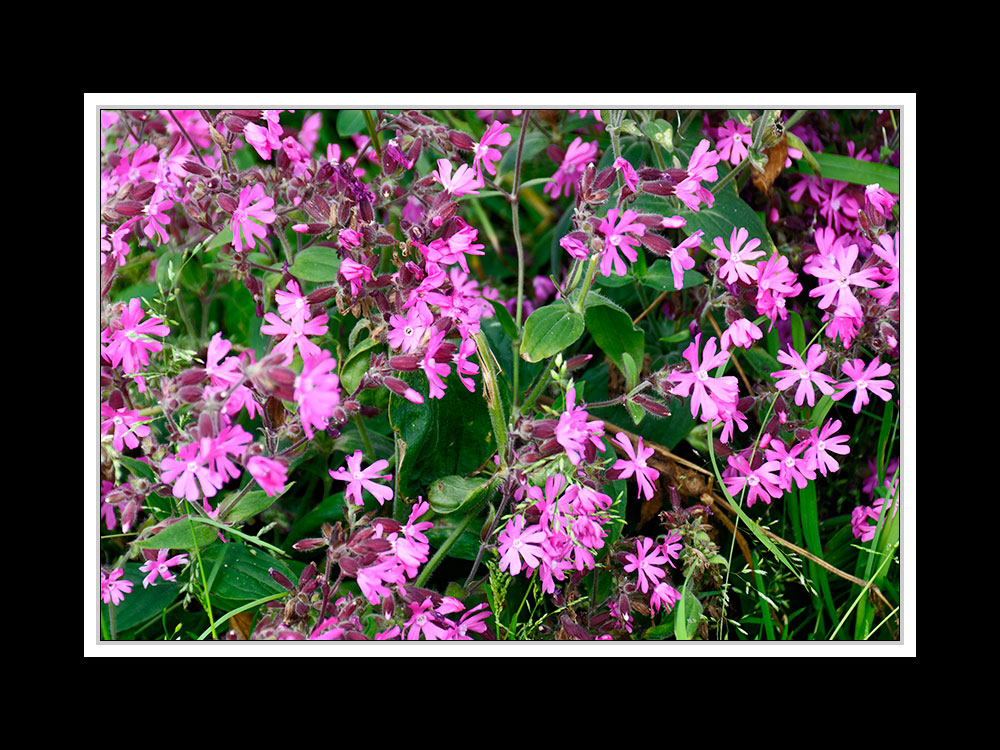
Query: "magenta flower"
203 332 242 388
804 419 851 476
404 597 450 641
230 183 277 254
340 257 373 297
243 110 283 160
650 581 681 616
142 191 173 245
472 121 511 181
544 137 598 200
260 311 329 365
447 602 492 640
454 337 479 392
497 514 547 576
807 242 881 316
868 232 899 306
421 328 451 400
432 158 481 196
101 568 133 606
723 454 784 507
100 404 151 452
715 120 751 166
667 334 739 422
274 280 311 324
674 139 721 211
661 530 683 568
294 350 341 439
160 442 223 503
104 298 171 375
388 303 433 353
113 143 159 184
330 449 394 507
613 157 639 192
818 180 860 233
623 536 669 594
612 433 660 501
720 317 763 351
246 456 289 497
139 549 189 588
555 386 606 465
712 227 765 285
667 231 702 289
832 356 895 414
864 183 897 219
772 343 836 407
598 208 646 278
560 233 591 260
763 439 816 491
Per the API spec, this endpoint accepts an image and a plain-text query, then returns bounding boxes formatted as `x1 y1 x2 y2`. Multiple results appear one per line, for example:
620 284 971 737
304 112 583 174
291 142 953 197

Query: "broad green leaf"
427 475 493 516
793 152 899 195
424 522 482 561
486 298 518 340
519 300 585 363
101 562 182 633
336 109 368 138
118 455 156 482
207 227 234 250
290 246 341 282
740 346 782 381
340 335 383 395
201 542 303 606
678 187 777 255
135 517 218 550
674 574 702 641
584 302 644 381
222 484 292 525
642 119 674 151
641 261 707 292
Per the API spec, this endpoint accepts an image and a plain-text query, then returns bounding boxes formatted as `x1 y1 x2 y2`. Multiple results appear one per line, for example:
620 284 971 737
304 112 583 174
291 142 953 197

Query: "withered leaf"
751 133 788 197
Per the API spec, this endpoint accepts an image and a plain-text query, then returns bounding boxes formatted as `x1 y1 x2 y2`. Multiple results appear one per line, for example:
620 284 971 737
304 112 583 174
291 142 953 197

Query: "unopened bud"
641 180 676 197
292 537 328 551
640 233 672 257
594 166 616 190
131 182 156 202
177 367 207 385
389 355 421 371
113 200 145 217
177 385 203 403
216 193 237 214
448 130 474 150
632 394 670 417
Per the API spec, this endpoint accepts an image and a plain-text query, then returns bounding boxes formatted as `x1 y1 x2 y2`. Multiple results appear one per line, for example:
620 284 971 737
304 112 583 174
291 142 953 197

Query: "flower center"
512 538 523 550
696 369 709 381
857 379 868 390
747 476 759 486
785 457 796 468
817 440 826 452
799 369 810 380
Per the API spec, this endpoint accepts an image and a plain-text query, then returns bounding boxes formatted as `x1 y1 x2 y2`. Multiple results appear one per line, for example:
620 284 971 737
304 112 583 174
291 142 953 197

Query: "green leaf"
207 227 234 250
118 455 156 482
793 152 899 195
486 298 518 340
427 475 493 516
134 517 218 550
336 109 368 138
678 187 777 255
388 371 496 500
340 335 383 395
290 246 341 282
584 302 644 381
222 484 292 525
101 563 182 633
519 300 585 363
642 119 674 151
201 542 302 606
740 346 782 381
674 574 702 641
641 261 707 292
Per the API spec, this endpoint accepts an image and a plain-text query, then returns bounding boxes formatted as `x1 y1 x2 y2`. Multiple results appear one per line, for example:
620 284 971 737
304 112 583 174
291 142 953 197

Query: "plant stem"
511 111 531 412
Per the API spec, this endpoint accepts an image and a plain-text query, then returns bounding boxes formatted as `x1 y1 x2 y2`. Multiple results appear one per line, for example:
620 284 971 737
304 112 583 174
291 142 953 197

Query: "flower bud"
389 355 421 371
384 376 424 404
632 394 670 417
594 166 616 191
448 130 474 150
640 180 676 197
640 233 672 257
112 200 145 217
131 181 156 202
216 193 237 214
178 385 203 403
269 568 295 591
293 537 328 551
177 367 207 385
338 556 359 577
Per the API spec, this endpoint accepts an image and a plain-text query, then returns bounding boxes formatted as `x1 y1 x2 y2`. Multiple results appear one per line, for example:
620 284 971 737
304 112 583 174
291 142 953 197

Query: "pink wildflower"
611 433 660 501
763 439 816 491
260 311 329 365
230 183 277 254
294 350 341 439
715 120 751 166
720 317 763 351
807 242 881 317
667 231 702 289
100 404 150 453
772 343 836 407
104 298 171 375
497 515 547 576
139 549 189 588
674 139 721 211
598 208 646 278
246 456 289 497
723 454 784 507
864 183 897 219
421 329 451 400
472 121 511 181
555 386 606 465
404 597 450 641
818 180 860 233
661 530 683 568
544 137 598 200
340 257 373 296
804 419 851 477
623 537 669 594
650 581 682 616
432 158 481 196
142 191 173 245
274 280 311 324
160 442 224 503
101 568 133 606
330 449 394 507
613 157 639 192
868 232 899 306
832 356 895 414
667 334 739 422
712 227 765 285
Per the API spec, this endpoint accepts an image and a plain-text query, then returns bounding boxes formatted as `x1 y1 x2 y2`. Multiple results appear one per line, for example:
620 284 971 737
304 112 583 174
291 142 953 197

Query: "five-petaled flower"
611 433 660 501
139 549 190 588
330 449 394 507
231 183 277 254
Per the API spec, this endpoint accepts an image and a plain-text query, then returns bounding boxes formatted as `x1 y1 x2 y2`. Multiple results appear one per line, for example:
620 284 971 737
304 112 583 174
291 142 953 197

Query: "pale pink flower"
472 120 511 180
203 332 242 388
666 231 702 289
139 549 189 588
103 298 171 375
294 350 341 439
243 110 284 160
230 183 277 254
598 208 646 278
611 433 660 501
763 439 816 491
101 568 133 606
650 581 681 616
720 318 763 351
421 328 451 400
113 143 160 184
160 442 224 503
832 357 895 414
806 242 881 316
818 180 860 233
330 449 394 507
260 311 329 364
772 343 836 407
864 183 897 219
712 227 765 285
404 597 450 641
274 280 311 324
497 515 546 576
246 456 289 497
432 158 481 196
142 192 173 245
674 139 720 211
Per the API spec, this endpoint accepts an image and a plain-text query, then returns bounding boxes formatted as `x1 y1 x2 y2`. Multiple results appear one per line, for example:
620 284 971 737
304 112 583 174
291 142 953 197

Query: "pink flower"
868 232 899 306
818 180 860 234
712 227 765 285
294 350 341 439
447 602 492 640
246 456 289 497
100 404 151 452
330 449 394 507
611 433 660 501
666 231 702 289
160 442 224 503
555 386 606 465
404 597 450 641
274 280 311 324
142 193 173 245
421 328 451 400
340 257 373 296
661 530 683 568
243 110 284 160
260 311 329 364
723 454 784 507
203 332 242 388
139 549 189 588
650 581 681 616
772 343 836 407
720 318 763 351
103 298 171 375
472 120 511 180
763 439 816 491
559 233 591 260
454 337 479 392
623 537 669 594
432 158 481 196
598 208 646 278
544 137 598 200
804 419 851 476
497 514 547 576
113 143 160 184
832 356 895 414
230 183 277 254
715 120 751 166
806 242 881 317
864 183 897 219
101 568 133 606
613 157 639 192
674 139 720 211
667 334 739 422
